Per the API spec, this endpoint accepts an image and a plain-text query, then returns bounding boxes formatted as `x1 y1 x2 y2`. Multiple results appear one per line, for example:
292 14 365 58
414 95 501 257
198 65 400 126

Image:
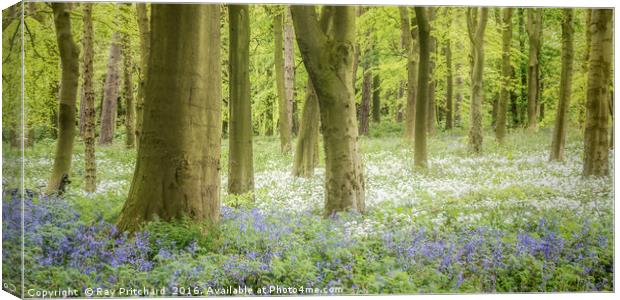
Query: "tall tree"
284 8 297 136
47 3 79 194
427 8 437 135
444 38 453 130
121 4 135 148
81 3 96 193
372 73 381 123
228 5 254 195
274 10 292 153
293 81 320 177
414 7 431 168
291 5 365 215
135 3 150 147
466 7 488 154
117 4 222 232
99 31 122 145
401 7 418 141
359 55 372 135
583 9 612 177
549 9 574 161
495 8 513 144
526 8 542 131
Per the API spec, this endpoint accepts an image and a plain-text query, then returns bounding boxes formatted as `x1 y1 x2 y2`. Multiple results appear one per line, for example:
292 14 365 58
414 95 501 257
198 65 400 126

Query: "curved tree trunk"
414 7 430 168
99 32 121 145
47 3 79 194
81 3 97 193
466 7 488 154
293 80 320 177
117 4 222 233
583 9 612 177
291 6 365 215
135 3 150 148
495 8 513 144
526 8 542 131
549 9 574 161
228 5 254 195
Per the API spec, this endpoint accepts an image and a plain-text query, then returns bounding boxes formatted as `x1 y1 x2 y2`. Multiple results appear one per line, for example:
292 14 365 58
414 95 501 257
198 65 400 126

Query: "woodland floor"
2 127 614 294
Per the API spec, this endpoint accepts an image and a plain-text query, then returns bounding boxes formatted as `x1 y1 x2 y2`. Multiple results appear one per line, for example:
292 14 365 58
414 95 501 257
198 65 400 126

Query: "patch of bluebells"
2 190 613 294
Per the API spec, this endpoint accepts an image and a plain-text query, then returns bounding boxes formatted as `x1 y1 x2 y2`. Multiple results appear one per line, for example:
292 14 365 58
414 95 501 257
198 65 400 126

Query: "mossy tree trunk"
81 3 96 193
291 5 365 215
495 8 513 144
228 5 254 195
401 7 418 141
121 4 135 149
135 3 149 148
99 31 121 145
414 7 430 168
116 4 222 233
47 3 79 194
274 11 292 153
549 9 574 161
466 7 488 154
583 9 612 177
526 8 542 132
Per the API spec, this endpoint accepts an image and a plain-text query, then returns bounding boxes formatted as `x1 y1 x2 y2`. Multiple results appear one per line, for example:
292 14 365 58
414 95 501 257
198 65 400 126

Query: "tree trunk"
284 8 296 137
228 5 254 195
293 80 320 177
495 8 513 144
526 8 542 131
401 7 417 141
549 9 574 161
445 39 453 130
79 86 86 137
121 5 135 149
274 12 292 153
291 5 365 215
414 7 430 168
81 3 97 193
518 8 527 127
116 4 222 233
99 32 121 145
359 61 372 135
427 15 437 136
135 3 150 148
47 3 79 194
372 74 381 123
583 9 612 177
466 7 488 154
455 60 463 127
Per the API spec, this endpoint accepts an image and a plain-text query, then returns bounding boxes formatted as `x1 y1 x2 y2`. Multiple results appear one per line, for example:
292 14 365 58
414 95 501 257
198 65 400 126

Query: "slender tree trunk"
81 3 96 193
228 5 254 195
526 8 542 131
518 9 527 127
445 39 453 130
284 8 296 137
274 12 292 153
121 5 135 148
135 3 149 148
414 7 430 168
549 9 574 161
79 86 86 137
427 14 437 136
401 7 418 141
47 3 79 194
351 6 364 96
99 32 121 145
583 9 612 177
496 8 513 144
117 4 221 233
372 74 381 123
455 61 463 127
293 80 320 177
359 61 372 135
467 7 488 154
579 11 592 129
291 6 365 215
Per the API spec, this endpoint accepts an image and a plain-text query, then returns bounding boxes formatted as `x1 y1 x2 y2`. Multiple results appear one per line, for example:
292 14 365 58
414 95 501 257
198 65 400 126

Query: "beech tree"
414 7 430 168
81 3 97 193
274 9 293 153
116 4 222 232
549 9 574 161
400 7 418 141
495 8 513 144
134 3 150 147
291 5 365 215
466 7 488 154
228 5 254 195
47 3 79 194
526 8 542 131
583 9 612 177
120 4 135 148
99 31 121 145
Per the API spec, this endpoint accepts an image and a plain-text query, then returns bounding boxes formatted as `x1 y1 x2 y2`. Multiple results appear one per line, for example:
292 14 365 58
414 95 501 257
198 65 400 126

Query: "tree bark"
291 5 365 215
445 38 453 130
99 32 121 145
495 8 513 144
116 4 222 233
121 4 135 148
228 5 254 195
427 9 437 135
135 3 150 148
583 9 612 177
47 3 79 194
372 73 381 123
81 3 97 193
274 11 292 153
549 9 574 161
402 7 418 141
414 7 430 168
466 7 488 154
293 80 320 177
526 8 542 131
359 60 372 135
284 8 296 137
